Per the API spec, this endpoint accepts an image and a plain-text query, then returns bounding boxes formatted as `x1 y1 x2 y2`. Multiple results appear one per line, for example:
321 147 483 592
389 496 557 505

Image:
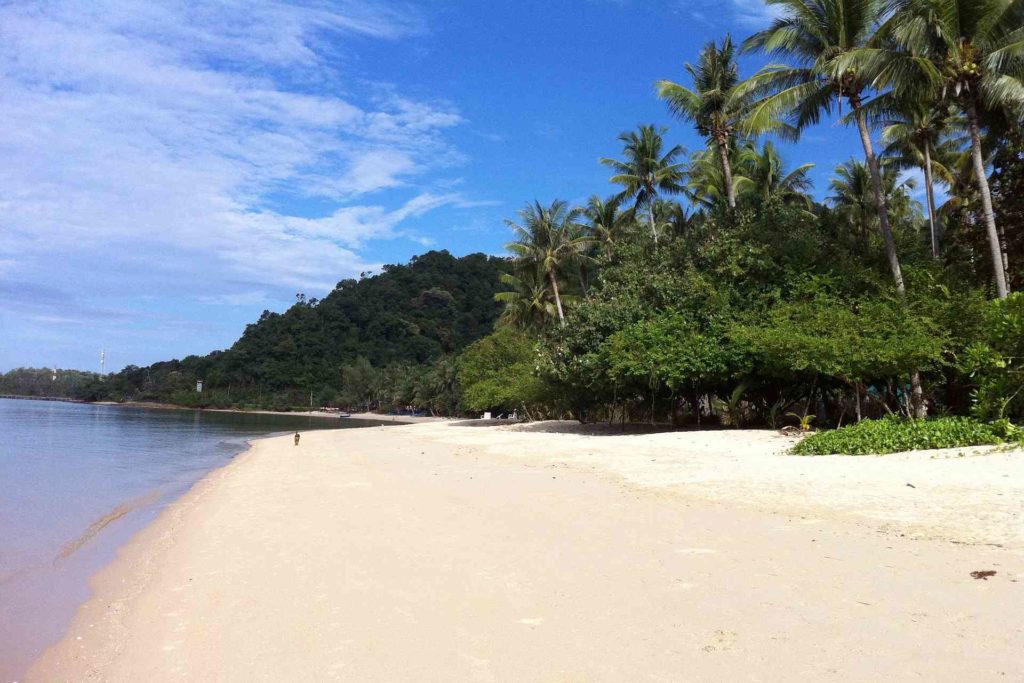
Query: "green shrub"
960 293 1024 421
459 326 547 413
791 416 1021 455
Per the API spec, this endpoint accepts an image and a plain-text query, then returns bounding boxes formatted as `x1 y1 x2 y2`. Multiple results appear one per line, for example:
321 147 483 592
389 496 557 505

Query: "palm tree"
685 141 814 212
657 35 748 209
881 104 965 257
741 0 909 296
829 158 919 243
653 199 693 237
600 125 687 244
870 0 1024 297
495 270 559 330
829 160 877 244
504 200 590 325
685 147 736 212
735 140 816 209
583 194 635 259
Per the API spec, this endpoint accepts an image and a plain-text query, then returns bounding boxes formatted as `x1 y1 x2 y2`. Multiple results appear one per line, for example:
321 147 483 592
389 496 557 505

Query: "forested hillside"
10 251 507 411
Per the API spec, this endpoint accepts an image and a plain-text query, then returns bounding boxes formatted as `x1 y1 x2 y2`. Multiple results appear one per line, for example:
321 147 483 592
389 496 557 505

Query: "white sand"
29 422 1024 681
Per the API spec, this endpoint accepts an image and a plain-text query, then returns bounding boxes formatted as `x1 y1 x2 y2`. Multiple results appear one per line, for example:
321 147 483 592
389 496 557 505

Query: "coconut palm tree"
685 147 739 212
735 140 816 209
583 194 635 259
880 103 965 257
867 0 1024 297
600 125 687 244
741 0 909 296
504 200 590 325
653 199 693 238
657 35 748 209
829 158 919 243
495 270 559 330
830 159 878 244
685 141 814 212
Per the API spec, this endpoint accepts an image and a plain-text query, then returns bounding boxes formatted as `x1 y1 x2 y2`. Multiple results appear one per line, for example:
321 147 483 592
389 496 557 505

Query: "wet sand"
29 422 1024 681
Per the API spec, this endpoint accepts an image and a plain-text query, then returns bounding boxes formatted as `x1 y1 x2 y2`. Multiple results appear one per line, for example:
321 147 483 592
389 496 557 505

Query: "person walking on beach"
294 432 301 446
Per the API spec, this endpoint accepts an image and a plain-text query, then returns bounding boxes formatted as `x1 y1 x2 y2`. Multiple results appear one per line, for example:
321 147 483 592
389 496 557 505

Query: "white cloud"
0 0 468 318
0 0 464 290
676 0 783 29
728 0 785 28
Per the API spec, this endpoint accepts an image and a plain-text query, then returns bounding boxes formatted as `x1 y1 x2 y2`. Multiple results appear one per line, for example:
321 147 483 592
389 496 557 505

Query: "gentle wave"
54 490 163 564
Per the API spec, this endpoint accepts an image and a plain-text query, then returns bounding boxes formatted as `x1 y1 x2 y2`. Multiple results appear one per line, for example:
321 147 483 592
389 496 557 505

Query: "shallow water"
0 399 383 681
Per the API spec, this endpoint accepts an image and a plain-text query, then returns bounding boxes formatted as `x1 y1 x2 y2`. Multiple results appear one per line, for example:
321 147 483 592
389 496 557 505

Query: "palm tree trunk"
852 102 905 295
717 136 736 209
999 223 1009 276
922 140 939 259
548 268 565 324
647 203 658 244
853 100 925 418
966 98 1010 299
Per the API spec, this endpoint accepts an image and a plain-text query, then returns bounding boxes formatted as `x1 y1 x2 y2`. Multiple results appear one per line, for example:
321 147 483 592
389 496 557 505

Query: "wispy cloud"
727 0 785 28
673 0 783 30
0 0 474 367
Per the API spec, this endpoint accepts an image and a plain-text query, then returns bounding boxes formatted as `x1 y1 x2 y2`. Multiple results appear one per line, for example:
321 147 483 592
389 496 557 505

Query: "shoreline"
1 404 399 681
93 400 445 424
29 422 1024 681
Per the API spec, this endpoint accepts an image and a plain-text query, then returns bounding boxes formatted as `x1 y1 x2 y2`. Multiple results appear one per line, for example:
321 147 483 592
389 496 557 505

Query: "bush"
960 293 1024 420
791 416 1021 455
459 326 547 414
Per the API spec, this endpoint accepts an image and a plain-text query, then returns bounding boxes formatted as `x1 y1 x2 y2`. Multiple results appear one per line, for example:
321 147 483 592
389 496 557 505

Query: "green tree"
741 0 937 417
504 200 591 325
876 0 1024 297
829 158 919 245
881 104 965 258
459 326 547 415
742 0 909 295
583 194 636 259
734 140 815 209
657 35 749 209
600 125 687 244
495 269 559 330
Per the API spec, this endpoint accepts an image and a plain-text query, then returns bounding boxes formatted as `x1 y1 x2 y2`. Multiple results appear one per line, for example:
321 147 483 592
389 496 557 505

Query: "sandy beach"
29 421 1024 681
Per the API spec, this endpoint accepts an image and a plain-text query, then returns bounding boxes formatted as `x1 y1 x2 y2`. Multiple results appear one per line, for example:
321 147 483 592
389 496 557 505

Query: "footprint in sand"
675 548 717 555
702 629 737 653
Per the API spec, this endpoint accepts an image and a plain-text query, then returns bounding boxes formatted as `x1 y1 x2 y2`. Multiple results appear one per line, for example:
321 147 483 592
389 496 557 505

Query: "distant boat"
338 413 352 418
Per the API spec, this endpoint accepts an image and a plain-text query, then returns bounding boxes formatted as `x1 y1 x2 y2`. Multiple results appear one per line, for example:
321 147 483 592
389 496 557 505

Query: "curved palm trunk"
646 202 658 245
853 104 905 295
853 101 925 418
578 266 589 299
922 140 939 259
966 98 1010 299
548 268 565 325
716 136 737 209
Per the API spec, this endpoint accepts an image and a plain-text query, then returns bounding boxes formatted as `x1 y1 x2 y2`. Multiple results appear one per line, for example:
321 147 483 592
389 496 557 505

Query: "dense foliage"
458 0 1023 438
458 326 548 417
792 416 1021 455
0 368 102 399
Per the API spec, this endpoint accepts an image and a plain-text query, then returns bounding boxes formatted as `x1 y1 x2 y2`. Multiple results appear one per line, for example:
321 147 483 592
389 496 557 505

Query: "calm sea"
0 399 384 681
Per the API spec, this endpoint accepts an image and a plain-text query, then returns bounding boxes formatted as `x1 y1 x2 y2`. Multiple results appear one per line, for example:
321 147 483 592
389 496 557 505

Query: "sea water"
0 399 384 681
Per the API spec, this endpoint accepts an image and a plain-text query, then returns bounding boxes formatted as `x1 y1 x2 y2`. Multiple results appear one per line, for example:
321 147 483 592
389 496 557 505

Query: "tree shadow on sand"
448 419 732 437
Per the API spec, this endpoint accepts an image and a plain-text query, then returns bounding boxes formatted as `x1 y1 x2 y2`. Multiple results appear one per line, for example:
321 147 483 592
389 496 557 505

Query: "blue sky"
1 0 876 372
